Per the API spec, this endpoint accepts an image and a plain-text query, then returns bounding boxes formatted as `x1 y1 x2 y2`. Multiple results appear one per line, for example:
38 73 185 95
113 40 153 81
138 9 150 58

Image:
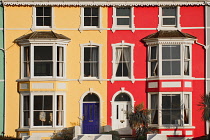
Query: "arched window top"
115 93 131 101
83 93 99 102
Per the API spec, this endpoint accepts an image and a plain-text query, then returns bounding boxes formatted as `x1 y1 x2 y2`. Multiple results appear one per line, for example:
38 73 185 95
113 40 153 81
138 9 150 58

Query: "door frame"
111 88 135 132
79 90 102 134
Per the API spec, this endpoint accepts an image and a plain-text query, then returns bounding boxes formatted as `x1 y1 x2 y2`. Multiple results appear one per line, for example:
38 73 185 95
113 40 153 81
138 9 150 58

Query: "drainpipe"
0 47 5 137
205 4 209 136
196 3 209 135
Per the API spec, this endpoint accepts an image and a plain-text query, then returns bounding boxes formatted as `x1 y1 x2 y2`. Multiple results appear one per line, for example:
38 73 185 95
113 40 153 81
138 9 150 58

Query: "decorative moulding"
3 2 205 7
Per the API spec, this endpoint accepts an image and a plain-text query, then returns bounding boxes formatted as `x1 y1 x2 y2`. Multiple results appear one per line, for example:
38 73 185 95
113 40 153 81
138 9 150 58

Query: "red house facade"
107 4 206 139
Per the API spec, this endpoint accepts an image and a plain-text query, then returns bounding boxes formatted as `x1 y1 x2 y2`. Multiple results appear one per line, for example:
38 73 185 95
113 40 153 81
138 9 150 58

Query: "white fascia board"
3 1 205 6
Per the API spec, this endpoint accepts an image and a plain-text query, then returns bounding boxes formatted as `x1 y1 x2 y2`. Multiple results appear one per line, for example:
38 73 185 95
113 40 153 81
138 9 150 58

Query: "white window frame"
21 43 67 79
148 43 192 78
158 6 180 30
79 41 102 82
112 7 135 32
148 92 192 127
20 91 66 128
32 6 54 29
111 40 135 83
79 7 102 31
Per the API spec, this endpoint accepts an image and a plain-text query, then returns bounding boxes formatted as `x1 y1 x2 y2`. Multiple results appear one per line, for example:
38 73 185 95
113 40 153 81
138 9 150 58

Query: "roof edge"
3 1 206 6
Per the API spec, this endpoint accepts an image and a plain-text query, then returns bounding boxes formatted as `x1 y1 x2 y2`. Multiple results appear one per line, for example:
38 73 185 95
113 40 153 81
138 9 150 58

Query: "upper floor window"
80 41 102 81
148 44 191 77
112 7 135 32
159 7 180 29
23 45 65 78
162 7 176 26
80 7 101 30
34 7 52 28
144 30 196 78
111 41 135 83
15 31 70 79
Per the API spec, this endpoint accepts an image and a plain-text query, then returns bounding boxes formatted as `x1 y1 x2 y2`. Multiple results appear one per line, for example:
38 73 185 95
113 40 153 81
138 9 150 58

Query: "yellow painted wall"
5 6 107 137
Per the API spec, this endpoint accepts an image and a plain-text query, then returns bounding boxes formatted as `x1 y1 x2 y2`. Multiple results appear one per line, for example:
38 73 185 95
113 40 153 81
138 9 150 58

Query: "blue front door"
82 103 100 134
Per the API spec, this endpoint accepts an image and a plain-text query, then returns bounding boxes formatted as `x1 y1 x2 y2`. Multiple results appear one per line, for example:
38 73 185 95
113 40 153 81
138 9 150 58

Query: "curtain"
25 47 30 77
91 47 98 77
123 47 131 74
184 46 190 75
57 95 63 126
151 94 158 124
184 94 189 124
115 48 122 75
58 47 63 77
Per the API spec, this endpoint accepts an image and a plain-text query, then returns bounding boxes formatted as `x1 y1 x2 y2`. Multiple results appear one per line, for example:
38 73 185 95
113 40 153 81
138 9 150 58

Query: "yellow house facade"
5 4 107 138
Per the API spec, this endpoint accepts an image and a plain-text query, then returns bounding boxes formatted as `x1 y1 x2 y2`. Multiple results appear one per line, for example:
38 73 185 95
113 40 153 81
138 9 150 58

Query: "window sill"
79 27 102 32
79 77 102 83
111 77 135 83
111 27 135 32
149 124 195 129
16 127 64 132
147 76 193 80
16 78 69 82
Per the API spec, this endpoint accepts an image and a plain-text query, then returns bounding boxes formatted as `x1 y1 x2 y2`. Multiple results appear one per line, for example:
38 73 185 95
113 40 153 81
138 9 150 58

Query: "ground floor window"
21 92 65 128
150 92 191 126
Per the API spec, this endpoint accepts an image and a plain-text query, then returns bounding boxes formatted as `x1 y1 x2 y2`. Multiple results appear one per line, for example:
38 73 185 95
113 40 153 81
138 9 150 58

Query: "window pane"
117 18 130 25
151 94 158 124
172 61 180 75
84 48 91 61
116 7 130 16
84 8 91 16
83 93 99 102
163 18 176 25
57 62 63 77
151 62 158 76
122 63 129 76
57 47 64 61
24 47 30 61
185 46 190 59
116 63 123 77
44 96 52 110
24 62 30 77
162 7 176 16
34 111 53 126
36 7 43 16
44 17 51 26
162 61 171 75
172 95 180 108
34 46 52 60
171 45 180 59
34 62 53 76
115 93 131 101
44 7 51 16
24 111 30 126
36 17 43 26
92 17 99 26
172 110 181 124
151 46 157 59
57 95 63 110
34 96 43 110
162 47 170 59
92 8 98 16
24 96 30 110
57 111 63 126
162 95 170 109
84 63 90 77
162 110 170 124
84 17 91 26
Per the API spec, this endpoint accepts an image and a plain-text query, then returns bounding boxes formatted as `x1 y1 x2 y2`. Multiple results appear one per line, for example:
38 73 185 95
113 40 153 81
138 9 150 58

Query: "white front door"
112 101 132 135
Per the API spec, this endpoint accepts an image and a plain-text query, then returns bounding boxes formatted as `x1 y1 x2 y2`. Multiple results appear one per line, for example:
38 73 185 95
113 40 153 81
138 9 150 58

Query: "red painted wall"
107 6 206 138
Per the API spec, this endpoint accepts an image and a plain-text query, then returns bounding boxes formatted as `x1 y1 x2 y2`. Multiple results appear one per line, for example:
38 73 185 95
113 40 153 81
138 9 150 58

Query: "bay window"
148 44 191 77
150 92 191 126
22 45 65 78
21 93 65 128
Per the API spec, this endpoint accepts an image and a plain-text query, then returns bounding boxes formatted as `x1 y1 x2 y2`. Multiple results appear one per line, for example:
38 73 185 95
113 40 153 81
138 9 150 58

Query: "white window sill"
147 76 193 80
111 77 135 83
16 127 64 131
17 77 68 82
111 27 135 32
149 124 195 129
